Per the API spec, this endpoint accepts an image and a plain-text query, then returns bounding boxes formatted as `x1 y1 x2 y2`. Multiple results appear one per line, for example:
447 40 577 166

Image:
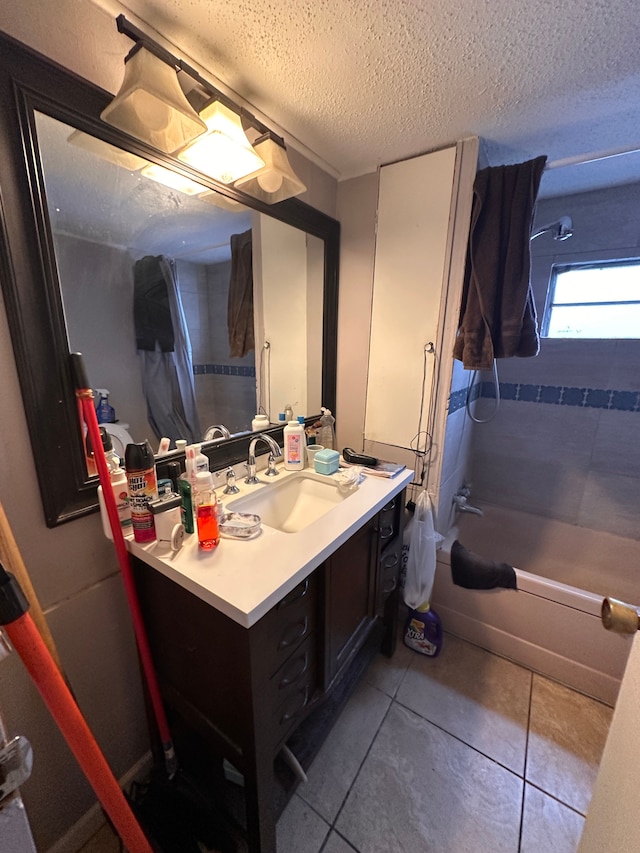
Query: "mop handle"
70 354 177 778
0 567 153 853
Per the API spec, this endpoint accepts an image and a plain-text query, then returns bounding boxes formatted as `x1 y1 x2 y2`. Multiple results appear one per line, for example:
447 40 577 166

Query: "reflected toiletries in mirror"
35 112 324 450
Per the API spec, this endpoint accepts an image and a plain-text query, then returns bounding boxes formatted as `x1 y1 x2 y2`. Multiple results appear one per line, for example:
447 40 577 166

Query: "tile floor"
79 631 613 853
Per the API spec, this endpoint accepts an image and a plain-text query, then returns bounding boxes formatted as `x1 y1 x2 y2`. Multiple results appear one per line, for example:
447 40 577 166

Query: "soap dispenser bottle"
96 389 115 424
97 456 131 540
194 471 220 550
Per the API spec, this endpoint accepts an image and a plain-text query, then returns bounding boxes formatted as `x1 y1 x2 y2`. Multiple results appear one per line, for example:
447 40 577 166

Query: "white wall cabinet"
363 139 478 500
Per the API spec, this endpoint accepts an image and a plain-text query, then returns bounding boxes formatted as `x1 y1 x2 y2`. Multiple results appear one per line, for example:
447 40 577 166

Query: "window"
543 260 640 339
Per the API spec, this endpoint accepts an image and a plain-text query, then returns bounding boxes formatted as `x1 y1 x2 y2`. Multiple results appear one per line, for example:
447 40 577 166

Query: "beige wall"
335 172 379 451
0 4 337 849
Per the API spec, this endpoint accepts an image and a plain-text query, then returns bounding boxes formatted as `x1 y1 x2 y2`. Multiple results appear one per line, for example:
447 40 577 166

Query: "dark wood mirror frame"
0 31 339 527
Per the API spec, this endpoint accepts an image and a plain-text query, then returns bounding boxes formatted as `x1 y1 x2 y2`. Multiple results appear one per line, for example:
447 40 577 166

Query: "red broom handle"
71 354 176 778
4 610 153 853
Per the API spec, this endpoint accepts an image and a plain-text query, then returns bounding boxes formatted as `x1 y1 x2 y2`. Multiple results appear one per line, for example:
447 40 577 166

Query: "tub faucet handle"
453 494 484 516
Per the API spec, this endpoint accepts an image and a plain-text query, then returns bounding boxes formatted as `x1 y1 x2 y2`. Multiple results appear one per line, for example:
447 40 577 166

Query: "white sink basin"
226 471 351 533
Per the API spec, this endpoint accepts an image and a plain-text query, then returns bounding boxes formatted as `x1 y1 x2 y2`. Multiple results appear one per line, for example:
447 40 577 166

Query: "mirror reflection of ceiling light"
198 190 244 211
177 101 265 184
100 45 207 154
140 162 206 195
234 132 306 202
67 130 148 171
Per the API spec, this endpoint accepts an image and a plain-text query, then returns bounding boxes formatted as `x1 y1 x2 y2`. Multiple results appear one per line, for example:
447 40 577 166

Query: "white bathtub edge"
432 554 632 706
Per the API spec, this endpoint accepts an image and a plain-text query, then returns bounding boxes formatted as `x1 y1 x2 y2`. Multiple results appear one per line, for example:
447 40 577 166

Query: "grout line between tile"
391 692 526 780
524 780 590 819
518 668 534 853
329 698 395 839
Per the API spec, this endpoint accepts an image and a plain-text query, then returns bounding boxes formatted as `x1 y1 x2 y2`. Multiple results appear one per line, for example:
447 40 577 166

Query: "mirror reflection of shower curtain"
133 255 201 443
228 229 254 358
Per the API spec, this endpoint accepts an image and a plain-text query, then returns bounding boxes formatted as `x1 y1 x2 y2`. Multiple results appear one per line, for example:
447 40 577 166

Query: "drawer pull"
278 617 309 650
382 499 396 512
277 578 310 609
279 652 310 689
382 576 397 595
379 525 394 541
280 686 310 724
382 552 399 570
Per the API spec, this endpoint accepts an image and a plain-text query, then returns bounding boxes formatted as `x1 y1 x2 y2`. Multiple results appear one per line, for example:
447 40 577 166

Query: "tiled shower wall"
444 179 640 540
438 357 476 533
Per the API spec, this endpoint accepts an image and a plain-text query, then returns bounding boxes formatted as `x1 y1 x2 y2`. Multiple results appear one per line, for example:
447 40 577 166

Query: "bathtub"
431 503 636 706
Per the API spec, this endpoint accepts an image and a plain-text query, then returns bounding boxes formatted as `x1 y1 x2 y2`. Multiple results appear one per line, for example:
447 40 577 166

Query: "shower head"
530 215 573 242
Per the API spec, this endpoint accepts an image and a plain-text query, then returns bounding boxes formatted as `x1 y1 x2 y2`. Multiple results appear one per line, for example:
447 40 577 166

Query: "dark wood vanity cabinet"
131 488 405 853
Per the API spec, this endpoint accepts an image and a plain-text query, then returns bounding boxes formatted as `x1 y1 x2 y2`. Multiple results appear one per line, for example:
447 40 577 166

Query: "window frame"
542 258 640 339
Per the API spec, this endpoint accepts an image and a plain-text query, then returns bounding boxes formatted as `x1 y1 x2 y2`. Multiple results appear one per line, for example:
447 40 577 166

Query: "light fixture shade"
100 46 207 154
234 133 306 203
178 101 265 184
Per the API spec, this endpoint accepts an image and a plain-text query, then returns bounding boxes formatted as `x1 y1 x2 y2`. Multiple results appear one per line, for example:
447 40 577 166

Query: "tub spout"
452 494 484 516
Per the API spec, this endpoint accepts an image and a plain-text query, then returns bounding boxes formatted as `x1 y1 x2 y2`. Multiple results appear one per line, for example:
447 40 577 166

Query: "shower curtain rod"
545 142 640 171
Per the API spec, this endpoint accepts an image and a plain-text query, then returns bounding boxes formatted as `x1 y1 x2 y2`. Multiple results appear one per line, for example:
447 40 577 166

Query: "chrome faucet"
245 434 282 484
204 424 231 442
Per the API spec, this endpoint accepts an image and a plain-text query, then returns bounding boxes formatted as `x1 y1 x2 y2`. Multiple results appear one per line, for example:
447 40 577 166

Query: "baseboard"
46 751 153 853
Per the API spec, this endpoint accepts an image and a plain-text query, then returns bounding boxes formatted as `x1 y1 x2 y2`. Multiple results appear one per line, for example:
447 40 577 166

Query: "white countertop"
127 464 413 628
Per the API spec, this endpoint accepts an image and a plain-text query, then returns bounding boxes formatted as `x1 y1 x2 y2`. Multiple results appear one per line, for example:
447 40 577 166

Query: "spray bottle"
317 407 336 449
95 389 115 424
124 440 158 543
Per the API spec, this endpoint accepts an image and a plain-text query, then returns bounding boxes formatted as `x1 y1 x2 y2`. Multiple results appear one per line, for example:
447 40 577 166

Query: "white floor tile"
276 793 329 853
526 675 612 814
396 633 531 773
298 680 391 823
336 702 523 853
520 784 585 853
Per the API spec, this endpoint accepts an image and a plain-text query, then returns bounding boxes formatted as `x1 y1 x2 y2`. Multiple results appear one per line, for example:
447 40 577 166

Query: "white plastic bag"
403 490 443 609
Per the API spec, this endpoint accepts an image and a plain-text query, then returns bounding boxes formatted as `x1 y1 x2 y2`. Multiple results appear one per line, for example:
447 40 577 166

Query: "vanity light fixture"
177 100 265 184
234 131 307 202
101 14 305 203
101 44 207 154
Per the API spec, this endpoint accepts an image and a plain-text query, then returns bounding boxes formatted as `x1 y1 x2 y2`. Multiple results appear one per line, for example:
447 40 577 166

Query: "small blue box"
314 448 340 475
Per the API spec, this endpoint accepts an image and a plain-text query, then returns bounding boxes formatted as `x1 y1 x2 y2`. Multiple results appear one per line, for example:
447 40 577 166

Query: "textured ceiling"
101 0 640 198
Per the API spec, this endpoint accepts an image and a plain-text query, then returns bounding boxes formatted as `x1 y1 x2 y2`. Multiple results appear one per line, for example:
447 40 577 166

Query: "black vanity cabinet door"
322 515 379 689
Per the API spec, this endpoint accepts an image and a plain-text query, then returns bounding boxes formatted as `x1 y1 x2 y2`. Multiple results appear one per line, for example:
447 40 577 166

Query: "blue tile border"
448 381 640 414
193 363 256 378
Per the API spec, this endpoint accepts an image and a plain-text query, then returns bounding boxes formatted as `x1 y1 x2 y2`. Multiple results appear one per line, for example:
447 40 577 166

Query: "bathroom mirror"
0 32 339 526
35 111 326 450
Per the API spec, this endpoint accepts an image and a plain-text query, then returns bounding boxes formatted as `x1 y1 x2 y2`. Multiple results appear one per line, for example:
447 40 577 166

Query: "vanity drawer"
269 634 317 746
256 574 317 677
